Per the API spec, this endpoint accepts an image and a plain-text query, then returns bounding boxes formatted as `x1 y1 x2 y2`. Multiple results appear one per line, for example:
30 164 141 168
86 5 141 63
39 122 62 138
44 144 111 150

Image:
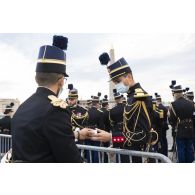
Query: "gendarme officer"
11 35 90 163
90 52 158 163
169 81 194 163
109 89 125 148
67 84 89 145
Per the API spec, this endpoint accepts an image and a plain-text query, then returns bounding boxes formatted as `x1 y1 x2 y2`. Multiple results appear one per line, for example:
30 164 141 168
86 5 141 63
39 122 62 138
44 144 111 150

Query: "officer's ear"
58 76 65 87
126 73 133 80
35 75 38 84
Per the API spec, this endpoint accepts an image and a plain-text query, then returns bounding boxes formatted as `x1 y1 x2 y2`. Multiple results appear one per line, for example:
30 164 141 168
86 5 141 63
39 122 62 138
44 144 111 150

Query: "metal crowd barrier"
77 144 172 163
0 134 12 159
0 134 172 163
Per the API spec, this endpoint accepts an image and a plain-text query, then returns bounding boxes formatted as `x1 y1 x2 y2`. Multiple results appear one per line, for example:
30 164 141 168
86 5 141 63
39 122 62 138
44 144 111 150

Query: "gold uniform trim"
172 88 183 92
170 103 177 117
109 65 129 74
38 58 66 65
48 95 67 109
68 94 78 97
110 72 126 80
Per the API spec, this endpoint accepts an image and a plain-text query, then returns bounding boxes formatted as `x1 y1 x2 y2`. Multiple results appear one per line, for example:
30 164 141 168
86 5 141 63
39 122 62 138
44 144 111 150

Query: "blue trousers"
176 138 194 163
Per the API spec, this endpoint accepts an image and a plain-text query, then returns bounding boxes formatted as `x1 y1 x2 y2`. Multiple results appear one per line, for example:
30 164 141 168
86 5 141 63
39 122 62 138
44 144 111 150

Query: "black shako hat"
68 84 78 99
91 92 101 102
169 80 183 93
36 35 69 77
186 91 194 97
172 85 183 93
4 102 14 115
101 95 109 105
113 89 122 100
99 52 132 80
154 92 161 100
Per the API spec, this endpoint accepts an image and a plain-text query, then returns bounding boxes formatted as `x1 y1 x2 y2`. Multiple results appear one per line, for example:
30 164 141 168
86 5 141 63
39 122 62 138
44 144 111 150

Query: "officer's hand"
79 128 92 140
89 129 112 142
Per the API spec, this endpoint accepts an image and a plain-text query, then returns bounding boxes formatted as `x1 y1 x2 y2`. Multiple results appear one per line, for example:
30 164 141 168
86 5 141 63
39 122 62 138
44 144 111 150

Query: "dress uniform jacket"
86 106 104 162
154 103 169 156
100 107 110 132
124 83 154 148
68 105 88 130
11 87 83 163
87 106 104 129
109 103 124 133
0 116 11 134
192 101 195 132
157 103 169 131
169 97 194 139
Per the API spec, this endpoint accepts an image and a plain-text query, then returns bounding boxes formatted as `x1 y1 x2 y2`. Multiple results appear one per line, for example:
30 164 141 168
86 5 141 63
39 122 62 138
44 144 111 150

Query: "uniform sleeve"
104 111 111 132
98 112 105 130
43 108 83 163
168 106 177 127
0 118 2 128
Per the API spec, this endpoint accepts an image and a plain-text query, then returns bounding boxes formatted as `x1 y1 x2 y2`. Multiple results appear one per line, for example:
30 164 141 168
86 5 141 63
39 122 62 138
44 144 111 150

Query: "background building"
0 98 20 117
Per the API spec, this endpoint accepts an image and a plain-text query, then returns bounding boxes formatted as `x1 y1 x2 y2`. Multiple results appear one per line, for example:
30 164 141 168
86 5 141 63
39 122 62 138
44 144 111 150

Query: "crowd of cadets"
66 80 195 163
0 103 14 135
1 35 194 163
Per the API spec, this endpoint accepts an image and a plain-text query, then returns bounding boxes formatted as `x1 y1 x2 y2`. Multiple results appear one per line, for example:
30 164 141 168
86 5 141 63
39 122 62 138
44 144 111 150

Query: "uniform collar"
69 104 78 109
36 87 57 97
127 83 141 96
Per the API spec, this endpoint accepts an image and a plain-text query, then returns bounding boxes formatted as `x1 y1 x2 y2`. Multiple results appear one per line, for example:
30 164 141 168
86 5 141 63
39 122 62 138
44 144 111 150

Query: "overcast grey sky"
0 33 194 103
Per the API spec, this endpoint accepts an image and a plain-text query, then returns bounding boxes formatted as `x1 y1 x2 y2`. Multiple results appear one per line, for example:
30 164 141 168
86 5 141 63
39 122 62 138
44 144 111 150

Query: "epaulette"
48 95 68 109
134 88 150 98
98 109 103 113
80 105 88 111
155 107 164 119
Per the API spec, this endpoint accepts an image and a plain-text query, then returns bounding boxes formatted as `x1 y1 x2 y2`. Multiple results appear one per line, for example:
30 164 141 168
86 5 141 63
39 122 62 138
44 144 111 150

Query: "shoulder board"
98 109 103 113
112 105 117 109
79 105 88 111
48 95 68 109
134 88 150 98
83 107 88 111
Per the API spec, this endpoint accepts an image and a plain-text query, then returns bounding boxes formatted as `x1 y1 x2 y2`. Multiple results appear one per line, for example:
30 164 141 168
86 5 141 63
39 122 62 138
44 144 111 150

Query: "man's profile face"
113 75 126 84
113 73 132 87
68 98 77 106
